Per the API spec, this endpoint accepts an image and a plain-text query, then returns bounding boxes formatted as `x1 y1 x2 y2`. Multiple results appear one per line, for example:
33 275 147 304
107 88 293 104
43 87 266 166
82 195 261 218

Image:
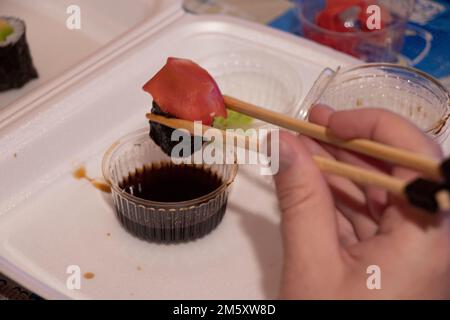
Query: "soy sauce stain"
73 165 111 193
83 272 95 280
91 180 112 193
73 166 87 179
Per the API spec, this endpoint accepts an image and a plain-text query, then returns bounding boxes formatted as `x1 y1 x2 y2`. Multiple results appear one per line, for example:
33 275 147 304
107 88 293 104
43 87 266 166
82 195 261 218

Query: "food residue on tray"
73 166 87 179
73 165 111 193
91 180 112 194
83 272 95 280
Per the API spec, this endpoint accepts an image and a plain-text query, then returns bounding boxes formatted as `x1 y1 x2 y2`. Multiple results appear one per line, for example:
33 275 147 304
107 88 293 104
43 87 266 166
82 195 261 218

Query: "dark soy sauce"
120 163 223 202
116 163 227 243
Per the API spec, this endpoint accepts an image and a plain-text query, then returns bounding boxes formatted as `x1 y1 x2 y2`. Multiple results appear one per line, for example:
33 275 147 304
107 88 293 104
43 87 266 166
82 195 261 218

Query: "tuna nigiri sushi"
143 57 254 156
142 57 227 156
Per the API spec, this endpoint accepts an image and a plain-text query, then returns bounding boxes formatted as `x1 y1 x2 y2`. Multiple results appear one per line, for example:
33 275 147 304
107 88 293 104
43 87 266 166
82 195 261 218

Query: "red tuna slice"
143 57 227 126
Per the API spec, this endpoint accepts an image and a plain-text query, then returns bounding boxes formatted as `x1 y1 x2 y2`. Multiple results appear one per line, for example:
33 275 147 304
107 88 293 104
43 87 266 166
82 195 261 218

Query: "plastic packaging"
298 63 450 142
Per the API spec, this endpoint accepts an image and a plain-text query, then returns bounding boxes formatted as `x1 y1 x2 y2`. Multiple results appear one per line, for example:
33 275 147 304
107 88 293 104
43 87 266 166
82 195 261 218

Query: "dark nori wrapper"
0 22 38 92
149 102 204 157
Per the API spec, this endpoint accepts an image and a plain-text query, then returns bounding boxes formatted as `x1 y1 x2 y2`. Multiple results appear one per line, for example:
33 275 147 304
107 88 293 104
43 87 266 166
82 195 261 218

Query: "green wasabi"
0 19 14 42
213 110 253 130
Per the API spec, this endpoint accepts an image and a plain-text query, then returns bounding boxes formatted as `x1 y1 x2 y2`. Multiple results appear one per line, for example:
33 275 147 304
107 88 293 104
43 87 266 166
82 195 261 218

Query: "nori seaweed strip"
0 19 38 92
405 178 447 214
149 102 204 157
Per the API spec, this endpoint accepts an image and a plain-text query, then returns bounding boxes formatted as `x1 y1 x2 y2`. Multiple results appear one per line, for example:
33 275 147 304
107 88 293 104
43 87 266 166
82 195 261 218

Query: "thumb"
273 131 342 270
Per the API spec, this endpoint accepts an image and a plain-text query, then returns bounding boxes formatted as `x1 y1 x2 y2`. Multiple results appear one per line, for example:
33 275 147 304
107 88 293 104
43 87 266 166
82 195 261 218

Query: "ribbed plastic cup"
297 63 450 143
102 128 238 244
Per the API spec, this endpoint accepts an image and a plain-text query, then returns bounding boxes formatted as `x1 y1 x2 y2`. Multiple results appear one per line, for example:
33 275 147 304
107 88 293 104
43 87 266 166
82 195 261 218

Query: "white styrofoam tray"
0 11 359 299
0 0 181 108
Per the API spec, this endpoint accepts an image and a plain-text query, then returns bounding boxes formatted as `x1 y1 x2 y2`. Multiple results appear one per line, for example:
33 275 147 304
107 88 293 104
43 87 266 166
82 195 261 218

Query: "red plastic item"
311 0 390 57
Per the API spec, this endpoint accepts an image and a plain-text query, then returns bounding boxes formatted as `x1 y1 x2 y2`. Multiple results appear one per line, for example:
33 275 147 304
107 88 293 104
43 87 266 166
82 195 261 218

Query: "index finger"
327 108 443 160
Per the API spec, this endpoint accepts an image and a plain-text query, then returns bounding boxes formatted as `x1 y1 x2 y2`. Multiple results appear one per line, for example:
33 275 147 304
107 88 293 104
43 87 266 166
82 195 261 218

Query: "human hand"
274 106 450 299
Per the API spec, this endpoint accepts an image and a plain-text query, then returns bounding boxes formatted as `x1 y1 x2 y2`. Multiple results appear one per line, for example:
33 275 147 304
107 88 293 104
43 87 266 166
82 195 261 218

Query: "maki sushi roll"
0 17 38 92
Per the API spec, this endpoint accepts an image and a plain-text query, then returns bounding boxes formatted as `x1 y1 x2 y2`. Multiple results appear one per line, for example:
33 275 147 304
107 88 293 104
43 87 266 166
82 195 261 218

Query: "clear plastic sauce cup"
298 63 450 143
102 128 238 244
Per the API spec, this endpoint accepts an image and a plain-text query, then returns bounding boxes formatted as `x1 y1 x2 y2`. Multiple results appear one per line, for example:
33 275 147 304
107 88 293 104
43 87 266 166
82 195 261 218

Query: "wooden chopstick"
223 95 443 180
146 113 450 213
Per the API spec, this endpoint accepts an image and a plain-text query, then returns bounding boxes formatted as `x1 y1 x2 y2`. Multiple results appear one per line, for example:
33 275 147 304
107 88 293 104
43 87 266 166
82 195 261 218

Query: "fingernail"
278 136 296 173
